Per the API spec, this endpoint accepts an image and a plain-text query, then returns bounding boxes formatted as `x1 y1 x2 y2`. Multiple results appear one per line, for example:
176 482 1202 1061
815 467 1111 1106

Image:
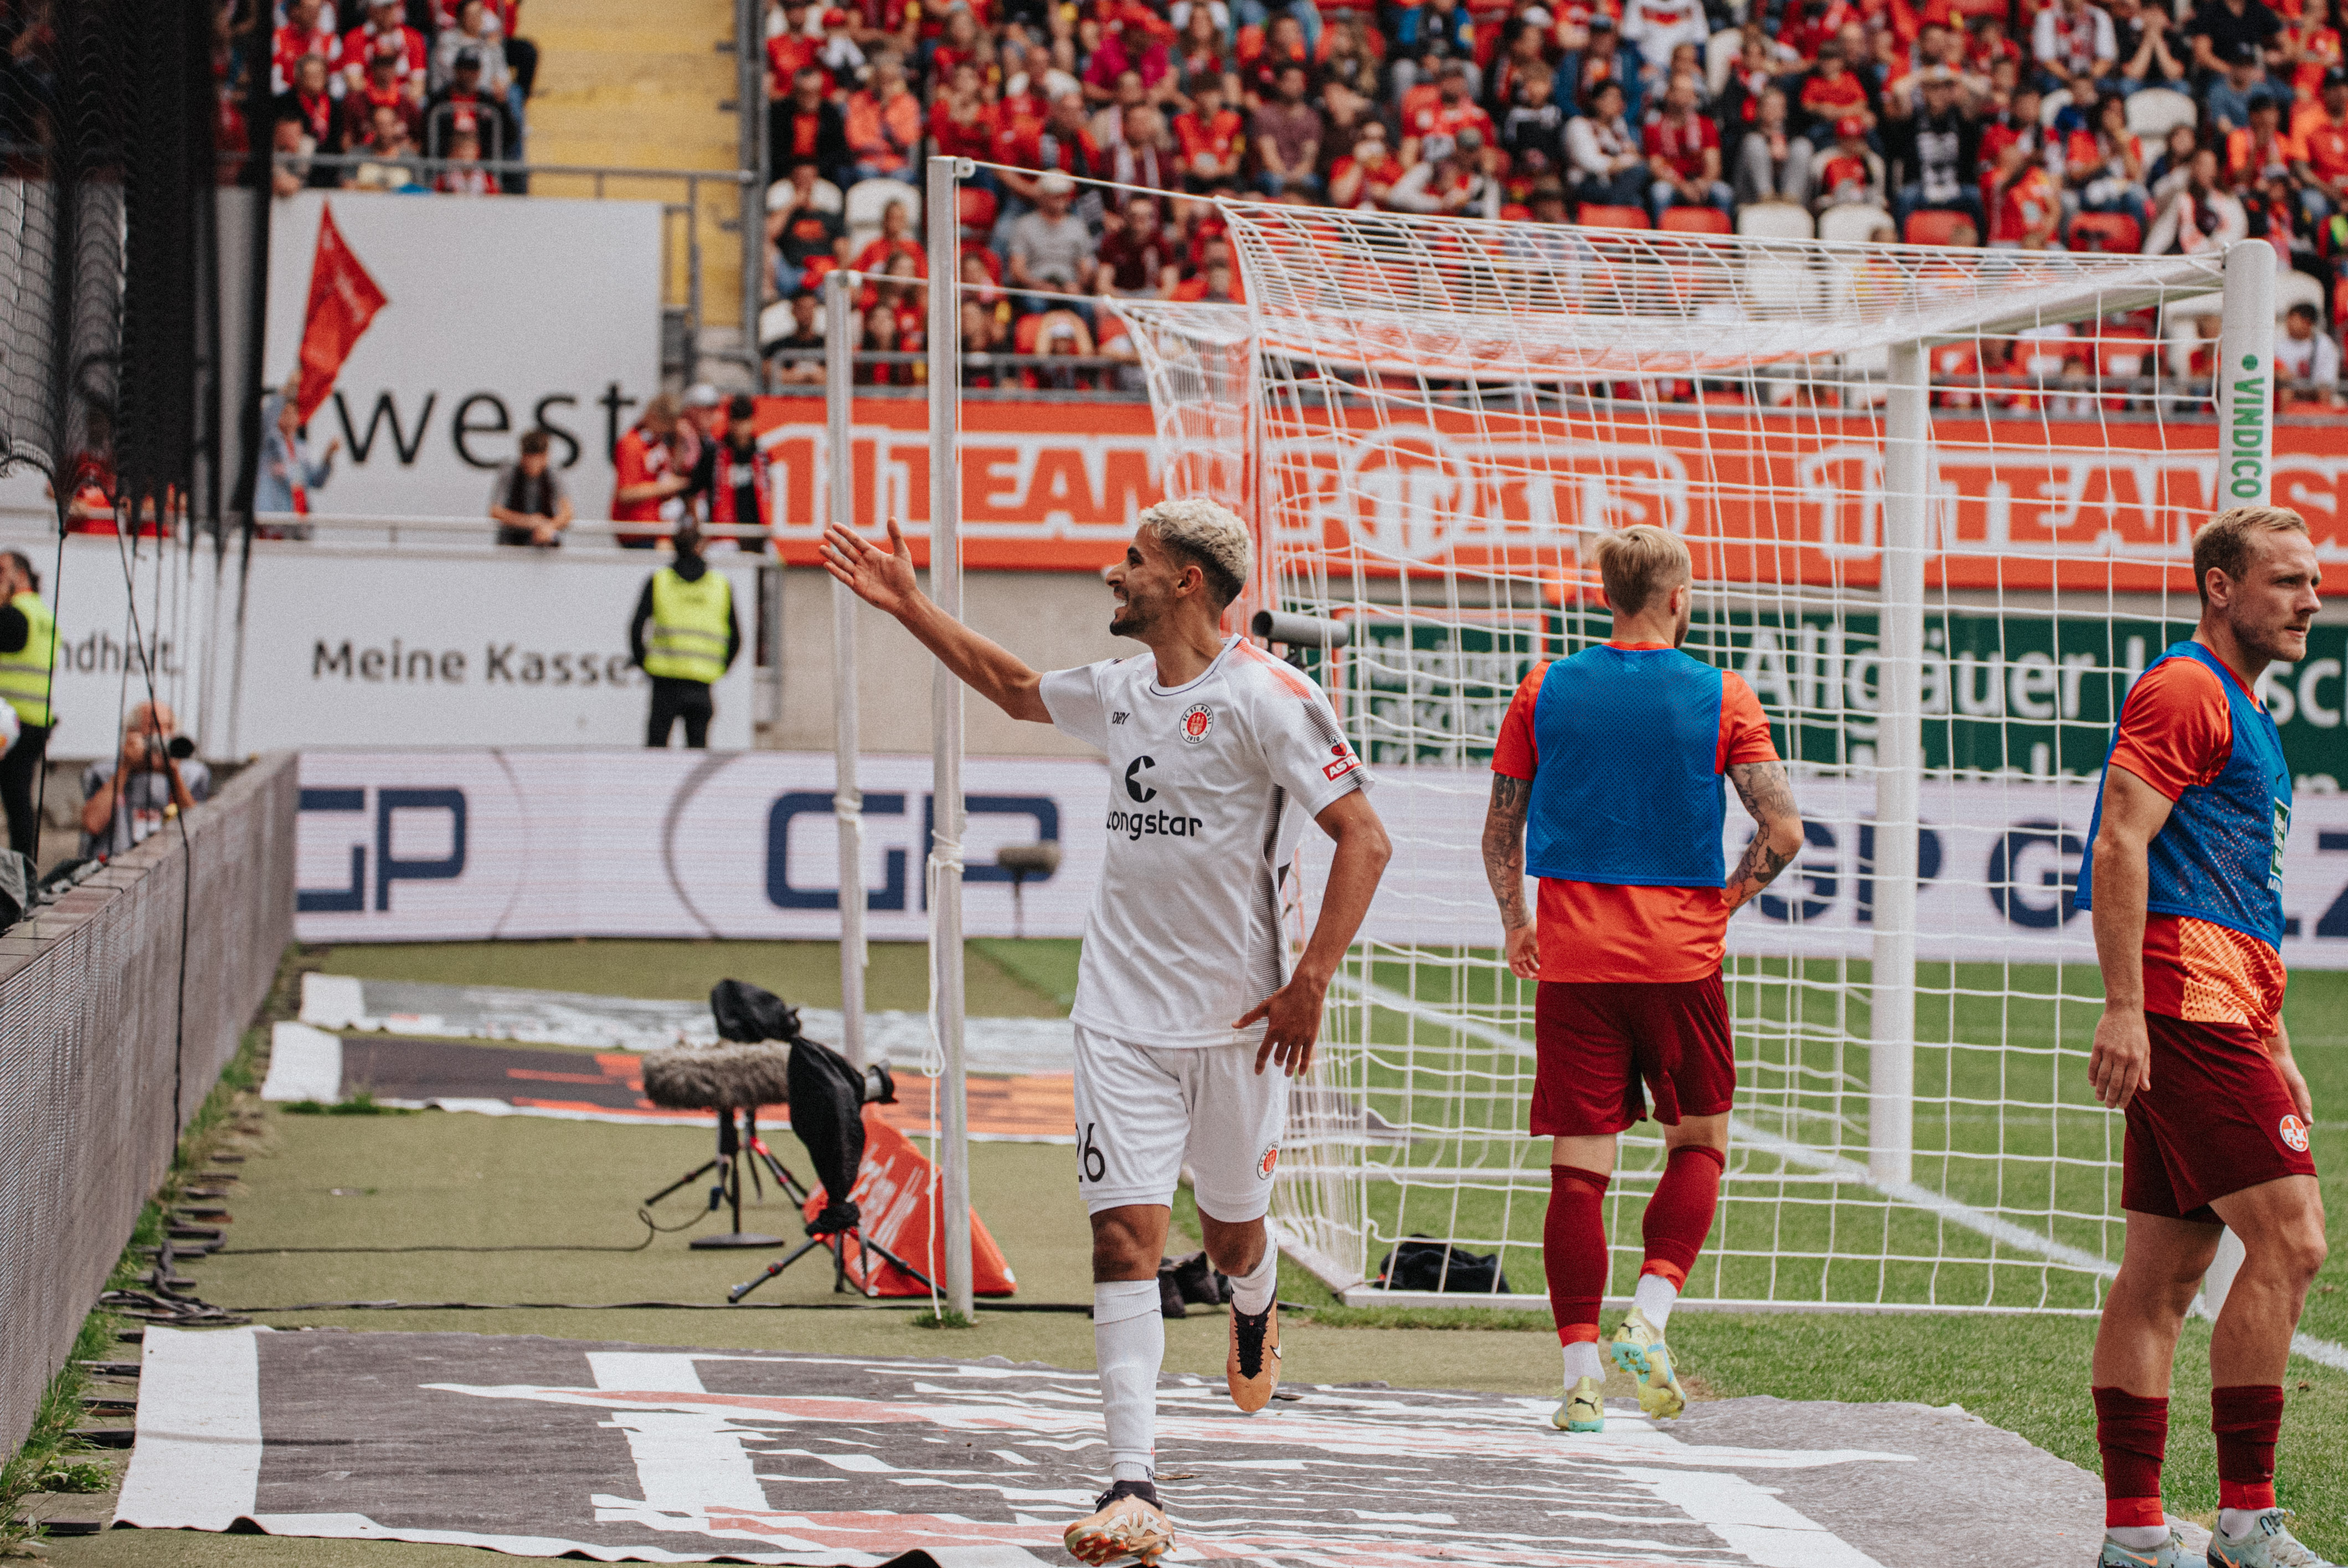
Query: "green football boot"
1551 1376 1604 1433
1608 1306 1688 1420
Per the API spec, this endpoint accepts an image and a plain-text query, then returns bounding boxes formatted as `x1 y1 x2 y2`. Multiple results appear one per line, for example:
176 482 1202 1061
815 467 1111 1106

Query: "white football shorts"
1070 1024 1288 1223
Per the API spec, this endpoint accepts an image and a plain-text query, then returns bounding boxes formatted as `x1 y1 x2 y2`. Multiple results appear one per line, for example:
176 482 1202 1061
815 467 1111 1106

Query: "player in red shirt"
2076 509 2330 1568
1480 526 1803 1435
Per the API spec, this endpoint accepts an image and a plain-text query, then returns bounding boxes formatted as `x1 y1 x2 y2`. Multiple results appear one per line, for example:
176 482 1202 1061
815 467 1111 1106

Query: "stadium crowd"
249 0 537 194
755 0 2348 391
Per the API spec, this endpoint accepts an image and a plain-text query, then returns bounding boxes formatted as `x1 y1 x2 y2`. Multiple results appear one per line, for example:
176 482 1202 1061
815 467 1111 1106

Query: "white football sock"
1633 1273 1678 1333
2218 1508 2273 1540
1228 1240 1278 1316
1562 1339 1605 1384
1094 1280 1163 1483
2107 1525 2170 1550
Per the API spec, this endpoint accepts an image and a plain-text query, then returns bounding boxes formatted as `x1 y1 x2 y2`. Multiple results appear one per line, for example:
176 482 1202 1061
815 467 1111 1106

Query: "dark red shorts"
2122 1012 2318 1222
1531 974 1735 1138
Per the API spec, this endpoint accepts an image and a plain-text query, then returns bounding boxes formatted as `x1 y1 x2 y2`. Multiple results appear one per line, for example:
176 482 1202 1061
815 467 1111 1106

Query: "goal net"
1113 212 2265 1315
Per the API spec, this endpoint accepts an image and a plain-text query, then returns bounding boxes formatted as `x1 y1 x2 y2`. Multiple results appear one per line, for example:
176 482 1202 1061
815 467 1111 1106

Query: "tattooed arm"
1481 773 1542 979
1724 760 1805 911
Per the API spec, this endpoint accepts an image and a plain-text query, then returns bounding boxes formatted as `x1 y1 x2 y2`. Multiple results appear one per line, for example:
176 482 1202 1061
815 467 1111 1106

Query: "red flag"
295 203 389 426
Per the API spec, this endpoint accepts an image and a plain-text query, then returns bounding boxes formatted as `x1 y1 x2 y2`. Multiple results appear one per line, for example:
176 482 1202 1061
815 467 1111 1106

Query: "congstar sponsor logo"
1105 804 1203 840
1111 755 1201 838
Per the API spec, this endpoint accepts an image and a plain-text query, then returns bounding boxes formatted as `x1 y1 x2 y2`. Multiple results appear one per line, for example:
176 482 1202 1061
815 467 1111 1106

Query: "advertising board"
299 748 2348 968
263 193 663 520
756 395 2348 590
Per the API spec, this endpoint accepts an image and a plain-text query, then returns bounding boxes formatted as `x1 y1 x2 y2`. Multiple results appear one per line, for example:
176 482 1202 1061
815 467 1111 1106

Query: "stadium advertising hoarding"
293 749 1101 942
297 747 2348 968
229 550 757 751
1340 610 2348 784
262 193 663 520
758 395 2348 591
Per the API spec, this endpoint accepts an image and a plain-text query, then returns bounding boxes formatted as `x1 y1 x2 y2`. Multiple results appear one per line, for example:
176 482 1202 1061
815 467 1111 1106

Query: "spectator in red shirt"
852 197 925 275
1985 133 2060 247
1098 193 1181 295
1644 73 1728 218
770 66 852 187
342 44 424 150
2292 66 2348 218
612 395 687 548
341 0 425 101
769 0 822 96
1810 116 1886 212
1173 76 1247 188
272 0 342 95
928 61 1000 163
1085 4 1176 106
273 53 344 173
1327 117 1403 207
1796 43 1872 140
433 126 497 192
846 50 922 180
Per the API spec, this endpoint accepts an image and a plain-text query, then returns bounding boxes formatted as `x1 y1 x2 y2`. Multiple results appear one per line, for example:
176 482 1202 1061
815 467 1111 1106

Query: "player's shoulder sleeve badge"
1322 739 1363 782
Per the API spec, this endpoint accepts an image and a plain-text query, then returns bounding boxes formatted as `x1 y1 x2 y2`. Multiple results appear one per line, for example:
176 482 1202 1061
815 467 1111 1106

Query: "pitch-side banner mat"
756 396 2348 590
298 748 2348 967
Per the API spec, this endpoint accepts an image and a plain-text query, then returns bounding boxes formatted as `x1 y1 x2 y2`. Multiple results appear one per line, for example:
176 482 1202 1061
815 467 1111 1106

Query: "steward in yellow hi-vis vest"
0 549 56 860
629 523 742 750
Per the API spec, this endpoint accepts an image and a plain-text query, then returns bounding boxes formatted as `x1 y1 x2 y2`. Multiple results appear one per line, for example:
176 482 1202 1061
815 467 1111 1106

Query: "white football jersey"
1039 636 1370 1049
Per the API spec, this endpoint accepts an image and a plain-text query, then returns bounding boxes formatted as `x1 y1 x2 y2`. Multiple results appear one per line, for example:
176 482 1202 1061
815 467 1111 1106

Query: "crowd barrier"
0 751 297 1457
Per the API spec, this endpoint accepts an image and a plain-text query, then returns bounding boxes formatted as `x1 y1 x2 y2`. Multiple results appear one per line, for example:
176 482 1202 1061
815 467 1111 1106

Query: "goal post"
824 267 868 1071
1116 214 2261 1314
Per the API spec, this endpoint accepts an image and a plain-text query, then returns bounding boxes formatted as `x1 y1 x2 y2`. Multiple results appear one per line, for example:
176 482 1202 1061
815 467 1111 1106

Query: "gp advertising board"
264 193 663 520
756 394 2348 591
234 550 756 751
300 747 2348 967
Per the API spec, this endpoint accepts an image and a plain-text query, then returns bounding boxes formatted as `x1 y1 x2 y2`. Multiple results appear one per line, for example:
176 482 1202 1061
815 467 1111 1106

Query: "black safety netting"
1 0 223 517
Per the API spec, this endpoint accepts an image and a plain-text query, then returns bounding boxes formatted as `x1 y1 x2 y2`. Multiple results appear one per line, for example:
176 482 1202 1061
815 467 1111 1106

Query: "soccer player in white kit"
822 499 1391 1567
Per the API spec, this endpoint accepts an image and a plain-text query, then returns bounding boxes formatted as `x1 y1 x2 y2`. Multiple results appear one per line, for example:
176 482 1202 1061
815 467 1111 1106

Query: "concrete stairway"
521 0 756 364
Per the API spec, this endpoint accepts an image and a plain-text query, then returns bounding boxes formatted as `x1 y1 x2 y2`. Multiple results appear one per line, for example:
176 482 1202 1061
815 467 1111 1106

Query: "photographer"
80 703 208 859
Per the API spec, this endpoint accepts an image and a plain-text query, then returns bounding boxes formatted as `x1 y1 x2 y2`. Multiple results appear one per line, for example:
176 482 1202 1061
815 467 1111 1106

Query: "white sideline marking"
1336 977 2348 1373
114 1325 268 1530
1618 1466 1885 1567
586 1353 770 1515
260 1021 343 1102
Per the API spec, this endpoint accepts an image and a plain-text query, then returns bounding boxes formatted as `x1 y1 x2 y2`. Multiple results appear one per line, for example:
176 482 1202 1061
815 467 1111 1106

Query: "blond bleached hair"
2193 506 2309 604
1140 498 1251 608
1593 524 1692 617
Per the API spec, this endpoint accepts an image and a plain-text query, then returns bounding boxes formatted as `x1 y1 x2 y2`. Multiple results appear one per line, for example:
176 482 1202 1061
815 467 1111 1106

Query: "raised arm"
1480 773 1540 980
2086 762 2172 1112
1237 788 1392 1078
820 515 1051 722
1723 759 1803 910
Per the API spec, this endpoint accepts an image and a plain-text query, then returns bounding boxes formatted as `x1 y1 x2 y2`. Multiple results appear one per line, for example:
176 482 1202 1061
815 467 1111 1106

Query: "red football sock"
1545 1165 1610 1343
1640 1144 1725 1290
2093 1386 2168 1530
2212 1384 2284 1512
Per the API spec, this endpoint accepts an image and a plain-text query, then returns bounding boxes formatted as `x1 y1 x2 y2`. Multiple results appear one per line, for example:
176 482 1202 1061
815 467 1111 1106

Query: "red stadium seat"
2067 212 2143 255
1903 210 1975 246
1658 206 1731 235
1576 203 1651 230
